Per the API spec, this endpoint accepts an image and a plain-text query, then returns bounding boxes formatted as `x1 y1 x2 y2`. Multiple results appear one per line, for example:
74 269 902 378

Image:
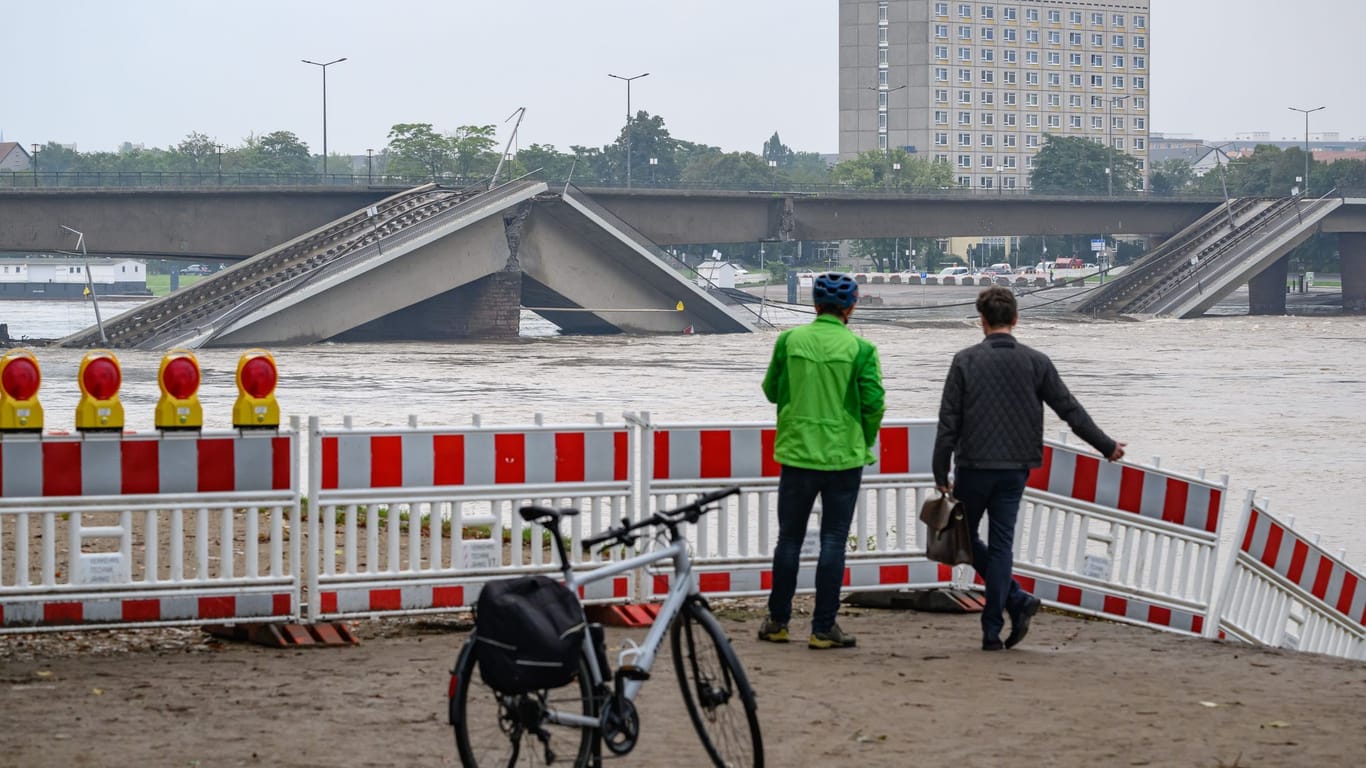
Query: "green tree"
385 123 452 179
239 131 312 175
451 124 498 178
513 144 577 181
173 132 219 173
830 150 952 191
681 151 779 188
1149 158 1195 195
1029 134 1140 195
762 132 794 167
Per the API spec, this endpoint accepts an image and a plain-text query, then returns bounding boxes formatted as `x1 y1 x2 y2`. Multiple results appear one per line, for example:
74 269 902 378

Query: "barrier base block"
846 589 985 614
204 622 360 648
585 603 661 628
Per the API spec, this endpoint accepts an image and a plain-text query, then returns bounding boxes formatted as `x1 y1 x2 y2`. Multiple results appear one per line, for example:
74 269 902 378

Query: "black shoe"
1005 595 1043 649
982 638 1005 651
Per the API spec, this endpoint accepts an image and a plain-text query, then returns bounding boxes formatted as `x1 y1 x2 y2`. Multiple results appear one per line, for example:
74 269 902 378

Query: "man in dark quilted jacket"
933 286 1125 651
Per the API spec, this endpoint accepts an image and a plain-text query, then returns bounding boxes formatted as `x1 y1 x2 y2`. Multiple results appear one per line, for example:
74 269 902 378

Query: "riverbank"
2 597 1362 767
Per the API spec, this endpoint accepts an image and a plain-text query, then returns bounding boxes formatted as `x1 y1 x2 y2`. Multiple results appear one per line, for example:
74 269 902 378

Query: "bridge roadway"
16 184 1366 259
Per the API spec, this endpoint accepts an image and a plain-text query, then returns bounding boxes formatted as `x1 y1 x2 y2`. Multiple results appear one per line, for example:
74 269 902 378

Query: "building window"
1135 117 1146 129
957 155 972 168
1025 71 1039 85
1092 115 1103 129
1069 73 1082 86
958 68 972 83
980 69 994 84
1047 72 1060 86
879 112 888 129
1134 96 1146 109
1134 36 1146 49
981 111 995 125
958 176 972 187
981 48 994 62
1090 95 1103 108
1003 6 1016 21
879 27 888 44
1047 115 1060 128
935 110 949 123
1090 33 1103 46
1135 15 1146 29
1026 50 1038 64
935 154 950 164
1048 31 1060 44
935 88 949 102
880 134 888 150
878 49 888 65
959 46 972 61
1113 13 1125 26
1112 34 1125 48
935 2 949 16
1112 75 1125 89
1003 49 1016 64
1047 51 1060 65
1025 29 1038 43
958 111 972 125
958 3 971 18
981 155 995 168
935 67 949 81
1069 115 1082 128
1133 55 1146 69
1025 93 1038 106
1133 76 1146 90
1091 74 1103 87
959 89 972 103
1112 138 1124 150
1025 8 1038 22
1068 52 1081 65
1090 54 1103 67
1068 11 1081 24
1047 93 1060 107
959 25 972 39
1004 28 1016 42
981 134 995 147
1047 10 1060 23
1004 134 1017 147
935 132 949 146
879 2 888 21
958 132 972 145
1026 135 1040 148
1004 112 1017 126
1091 12 1103 25
1113 54 1125 68
1003 154 1016 167
879 91 888 108
1026 114 1039 127
1111 116 1124 130
1003 69 1016 84
1069 94 1082 107
981 27 994 41
1003 91 1017 105
935 24 949 38
880 70 889 85
981 5 994 20
1134 138 1146 150
934 45 948 60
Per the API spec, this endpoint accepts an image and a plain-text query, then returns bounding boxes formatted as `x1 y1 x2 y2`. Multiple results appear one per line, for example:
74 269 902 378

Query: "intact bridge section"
57 181 751 348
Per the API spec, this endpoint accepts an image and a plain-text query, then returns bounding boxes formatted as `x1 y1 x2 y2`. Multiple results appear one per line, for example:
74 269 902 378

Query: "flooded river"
5 298 1365 565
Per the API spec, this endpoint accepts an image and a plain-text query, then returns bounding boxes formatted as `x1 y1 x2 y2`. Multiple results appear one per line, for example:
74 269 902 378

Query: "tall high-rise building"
839 0 1151 190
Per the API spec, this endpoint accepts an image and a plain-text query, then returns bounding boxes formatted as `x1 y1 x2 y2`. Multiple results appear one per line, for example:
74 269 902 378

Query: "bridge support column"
1247 254 1289 315
1340 233 1366 313
334 272 522 341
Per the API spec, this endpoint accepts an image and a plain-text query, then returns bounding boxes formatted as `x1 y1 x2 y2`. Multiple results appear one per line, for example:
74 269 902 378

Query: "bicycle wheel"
671 601 764 767
451 635 598 767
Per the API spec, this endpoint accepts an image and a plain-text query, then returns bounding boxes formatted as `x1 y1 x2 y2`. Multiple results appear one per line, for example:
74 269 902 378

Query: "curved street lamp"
608 72 649 187
1288 105 1326 196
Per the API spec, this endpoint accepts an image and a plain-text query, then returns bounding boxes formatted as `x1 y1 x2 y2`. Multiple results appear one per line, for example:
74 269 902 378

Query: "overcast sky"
5 1 1363 156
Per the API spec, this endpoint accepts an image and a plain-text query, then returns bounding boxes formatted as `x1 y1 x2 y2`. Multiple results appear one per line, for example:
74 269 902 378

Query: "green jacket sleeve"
762 332 787 405
857 342 886 448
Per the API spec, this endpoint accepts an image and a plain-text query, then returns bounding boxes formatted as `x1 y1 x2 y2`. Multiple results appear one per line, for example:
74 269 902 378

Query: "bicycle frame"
540 531 696 729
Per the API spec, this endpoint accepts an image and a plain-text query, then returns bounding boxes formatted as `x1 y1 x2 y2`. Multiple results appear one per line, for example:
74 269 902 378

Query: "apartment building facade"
838 0 1151 190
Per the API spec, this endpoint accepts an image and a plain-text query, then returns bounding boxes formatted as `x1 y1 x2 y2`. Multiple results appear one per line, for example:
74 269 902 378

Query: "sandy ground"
2 596 1364 768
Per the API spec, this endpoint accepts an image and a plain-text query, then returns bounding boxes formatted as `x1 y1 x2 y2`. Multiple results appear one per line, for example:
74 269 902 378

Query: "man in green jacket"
759 272 885 649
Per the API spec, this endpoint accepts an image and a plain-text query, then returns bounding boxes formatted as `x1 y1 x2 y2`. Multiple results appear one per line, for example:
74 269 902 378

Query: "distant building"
0 142 32 172
695 261 738 289
0 257 150 298
839 0 1152 190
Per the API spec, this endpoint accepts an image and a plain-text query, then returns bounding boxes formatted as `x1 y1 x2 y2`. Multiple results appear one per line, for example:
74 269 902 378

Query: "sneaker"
757 618 790 643
808 623 857 649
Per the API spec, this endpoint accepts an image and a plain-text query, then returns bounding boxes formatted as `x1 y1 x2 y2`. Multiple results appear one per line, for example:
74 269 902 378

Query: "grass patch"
146 274 205 296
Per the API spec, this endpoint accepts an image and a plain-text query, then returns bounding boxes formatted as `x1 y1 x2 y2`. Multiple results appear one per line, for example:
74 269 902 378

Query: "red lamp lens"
82 357 121 400
240 357 277 398
163 357 200 399
1 358 40 400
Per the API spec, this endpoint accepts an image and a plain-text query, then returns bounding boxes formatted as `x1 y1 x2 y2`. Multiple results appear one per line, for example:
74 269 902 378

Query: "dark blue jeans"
953 467 1033 642
767 465 863 634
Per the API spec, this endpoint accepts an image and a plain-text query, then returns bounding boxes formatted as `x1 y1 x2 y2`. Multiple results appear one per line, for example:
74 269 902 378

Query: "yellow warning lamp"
156 349 203 430
0 349 44 432
75 350 125 432
233 349 279 429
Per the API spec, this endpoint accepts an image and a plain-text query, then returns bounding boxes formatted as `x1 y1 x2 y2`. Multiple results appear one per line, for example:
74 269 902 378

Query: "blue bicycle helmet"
812 272 859 308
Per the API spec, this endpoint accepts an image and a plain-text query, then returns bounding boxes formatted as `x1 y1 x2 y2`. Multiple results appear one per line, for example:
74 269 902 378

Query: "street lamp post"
366 149 374 184
1288 105 1326 196
215 143 223 184
301 57 347 178
649 156 658 186
1106 95 1130 196
892 161 901 191
30 143 38 187
608 72 650 188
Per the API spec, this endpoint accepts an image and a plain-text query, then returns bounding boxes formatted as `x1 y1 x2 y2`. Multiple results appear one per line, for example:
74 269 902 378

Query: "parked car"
937 266 970 278
987 263 1014 275
180 264 212 275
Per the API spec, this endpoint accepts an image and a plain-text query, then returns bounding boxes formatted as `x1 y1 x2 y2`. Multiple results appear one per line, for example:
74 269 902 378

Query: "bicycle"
448 485 763 767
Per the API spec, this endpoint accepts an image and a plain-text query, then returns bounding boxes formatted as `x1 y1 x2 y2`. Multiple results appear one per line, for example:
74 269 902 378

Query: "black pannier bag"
475 575 586 694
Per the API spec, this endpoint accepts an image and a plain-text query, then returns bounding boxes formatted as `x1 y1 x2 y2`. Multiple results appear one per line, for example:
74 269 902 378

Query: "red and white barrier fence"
0 429 300 633
1012 438 1228 637
305 414 636 622
1213 494 1365 660
640 416 954 601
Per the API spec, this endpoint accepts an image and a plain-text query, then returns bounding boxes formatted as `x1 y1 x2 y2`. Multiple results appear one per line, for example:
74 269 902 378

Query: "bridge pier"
333 272 522 341
1340 233 1366 313
1247 254 1289 315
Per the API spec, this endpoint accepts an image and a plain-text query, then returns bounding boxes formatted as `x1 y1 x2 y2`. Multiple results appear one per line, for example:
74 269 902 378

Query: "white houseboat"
0 256 151 299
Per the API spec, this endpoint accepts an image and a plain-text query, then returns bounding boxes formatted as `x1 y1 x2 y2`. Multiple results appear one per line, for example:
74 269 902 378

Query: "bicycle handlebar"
581 486 742 548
